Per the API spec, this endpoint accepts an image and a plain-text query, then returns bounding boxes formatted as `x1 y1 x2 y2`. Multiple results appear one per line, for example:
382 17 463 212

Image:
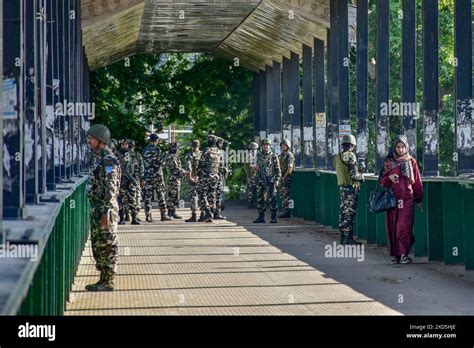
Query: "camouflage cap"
261 138 271 145
192 139 200 147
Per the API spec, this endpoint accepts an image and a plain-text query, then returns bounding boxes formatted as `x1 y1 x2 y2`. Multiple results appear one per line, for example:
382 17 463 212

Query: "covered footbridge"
0 0 473 315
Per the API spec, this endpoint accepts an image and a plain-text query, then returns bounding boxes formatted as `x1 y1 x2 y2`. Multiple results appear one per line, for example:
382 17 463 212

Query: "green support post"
442 181 464 265
462 181 474 270
426 180 444 261
290 173 299 217
355 180 368 240
331 174 340 229
314 172 322 223
413 181 428 256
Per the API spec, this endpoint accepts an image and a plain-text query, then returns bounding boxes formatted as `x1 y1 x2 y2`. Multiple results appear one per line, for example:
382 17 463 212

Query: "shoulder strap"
339 153 350 167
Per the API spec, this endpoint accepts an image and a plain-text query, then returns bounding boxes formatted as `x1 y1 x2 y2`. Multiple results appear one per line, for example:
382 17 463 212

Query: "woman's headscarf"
380 135 415 184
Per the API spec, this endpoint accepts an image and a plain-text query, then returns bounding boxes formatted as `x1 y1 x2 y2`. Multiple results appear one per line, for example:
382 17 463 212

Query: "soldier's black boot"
198 211 205 222
85 273 114 292
118 210 126 225
213 210 226 220
253 210 265 223
342 235 362 245
202 209 213 222
161 210 172 221
167 210 174 220
85 274 104 292
278 211 291 218
270 210 277 223
185 213 197 222
131 213 140 225
145 212 153 222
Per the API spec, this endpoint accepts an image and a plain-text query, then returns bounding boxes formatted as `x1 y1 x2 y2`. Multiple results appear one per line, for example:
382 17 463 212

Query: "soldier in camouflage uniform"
143 133 171 222
128 139 145 221
278 139 295 218
184 140 202 222
118 139 131 221
109 139 122 161
118 140 140 225
197 134 222 222
166 142 187 219
334 134 364 245
253 138 281 224
214 137 229 219
244 142 259 208
85 124 120 291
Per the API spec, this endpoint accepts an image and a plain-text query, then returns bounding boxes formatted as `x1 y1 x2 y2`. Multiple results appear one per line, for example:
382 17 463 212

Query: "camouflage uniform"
197 136 223 221
165 145 186 216
214 138 228 218
118 149 139 223
278 149 295 215
184 146 201 216
244 145 258 207
130 148 144 215
256 147 281 213
86 146 120 284
215 164 228 213
143 142 168 219
334 147 364 244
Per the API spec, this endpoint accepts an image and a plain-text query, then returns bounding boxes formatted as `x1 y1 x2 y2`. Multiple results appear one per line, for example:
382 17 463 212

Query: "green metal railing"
291 170 474 270
18 180 89 315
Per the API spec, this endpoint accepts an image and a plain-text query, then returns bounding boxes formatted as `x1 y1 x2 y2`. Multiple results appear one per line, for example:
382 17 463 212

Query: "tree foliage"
91 53 253 198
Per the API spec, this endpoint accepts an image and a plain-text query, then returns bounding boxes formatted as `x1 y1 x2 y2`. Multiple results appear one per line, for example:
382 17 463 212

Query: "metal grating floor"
65 207 400 316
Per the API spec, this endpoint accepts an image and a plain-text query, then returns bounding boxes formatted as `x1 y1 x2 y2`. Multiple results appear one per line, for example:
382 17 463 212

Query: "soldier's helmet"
280 139 291 149
248 142 259 150
192 139 200 148
149 133 159 142
261 138 271 145
341 134 357 146
169 142 178 151
87 124 111 145
207 134 217 146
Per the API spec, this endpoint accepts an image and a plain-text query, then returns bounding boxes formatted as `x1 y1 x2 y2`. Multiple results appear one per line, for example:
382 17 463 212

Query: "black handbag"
368 184 396 213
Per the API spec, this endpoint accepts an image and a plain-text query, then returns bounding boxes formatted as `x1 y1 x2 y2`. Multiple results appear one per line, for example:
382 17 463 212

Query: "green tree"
91 53 253 199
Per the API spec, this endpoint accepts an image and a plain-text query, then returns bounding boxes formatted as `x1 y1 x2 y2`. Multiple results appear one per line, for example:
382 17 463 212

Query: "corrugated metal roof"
81 0 349 71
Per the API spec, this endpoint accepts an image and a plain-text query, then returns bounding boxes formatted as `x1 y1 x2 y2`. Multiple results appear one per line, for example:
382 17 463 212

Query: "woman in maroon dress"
378 135 423 264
